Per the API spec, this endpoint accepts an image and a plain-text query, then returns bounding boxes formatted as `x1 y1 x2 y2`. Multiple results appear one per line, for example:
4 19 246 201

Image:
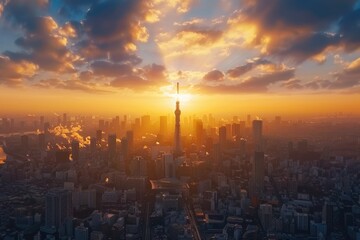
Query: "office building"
45 188 72 230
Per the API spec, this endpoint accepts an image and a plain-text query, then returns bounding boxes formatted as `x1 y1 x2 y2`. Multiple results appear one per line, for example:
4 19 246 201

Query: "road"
185 201 202 240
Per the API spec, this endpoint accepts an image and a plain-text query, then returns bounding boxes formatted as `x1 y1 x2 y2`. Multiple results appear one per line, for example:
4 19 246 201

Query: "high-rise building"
130 156 147 176
232 123 240 138
174 83 182 156
108 134 117 158
253 151 265 194
219 126 227 150
252 119 263 151
90 137 96 152
295 212 309 233
96 130 102 144
164 153 175 178
194 119 203 147
45 188 72 230
75 223 88 240
126 130 134 153
259 204 273 231
71 140 79 162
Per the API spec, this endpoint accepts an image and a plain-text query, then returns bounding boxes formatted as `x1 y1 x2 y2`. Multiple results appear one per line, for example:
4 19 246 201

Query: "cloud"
203 70 224 82
154 0 197 13
226 58 271 78
2 1 78 72
281 79 303 90
76 0 155 62
226 0 357 63
328 57 360 89
339 8 360 52
110 63 168 90
0 56 38 86
199 68 295 93
34 78 111 93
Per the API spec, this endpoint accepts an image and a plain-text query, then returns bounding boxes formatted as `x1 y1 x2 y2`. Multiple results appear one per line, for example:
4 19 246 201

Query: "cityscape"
1 0 360 240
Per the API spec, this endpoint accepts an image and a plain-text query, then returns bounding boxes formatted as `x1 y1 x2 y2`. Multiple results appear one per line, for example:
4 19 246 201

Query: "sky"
0 0 360 116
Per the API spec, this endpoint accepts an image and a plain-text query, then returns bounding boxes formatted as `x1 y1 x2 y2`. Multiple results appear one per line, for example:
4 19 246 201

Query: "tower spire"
174 82 182 156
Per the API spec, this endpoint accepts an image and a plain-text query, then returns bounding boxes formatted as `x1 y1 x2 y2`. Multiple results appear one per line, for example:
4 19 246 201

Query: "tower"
174 82 182 156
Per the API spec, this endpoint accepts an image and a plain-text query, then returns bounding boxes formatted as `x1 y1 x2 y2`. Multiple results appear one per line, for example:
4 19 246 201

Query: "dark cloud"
78 0 150 62
2 0 48 27
2 1 77 72
276 32 340 63
226 59 271 78
233 0 357 63
244 0 355 31
339 9 360 52
203 70 224 82
199 69 295 93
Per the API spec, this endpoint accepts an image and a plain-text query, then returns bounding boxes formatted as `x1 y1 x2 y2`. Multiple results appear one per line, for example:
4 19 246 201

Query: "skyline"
1 0 360 115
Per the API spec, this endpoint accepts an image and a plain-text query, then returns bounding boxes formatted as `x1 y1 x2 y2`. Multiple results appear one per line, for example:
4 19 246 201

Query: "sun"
161 85 193 103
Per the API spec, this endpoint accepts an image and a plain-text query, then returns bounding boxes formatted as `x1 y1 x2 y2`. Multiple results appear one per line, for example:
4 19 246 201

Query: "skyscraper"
252 119 263 151
71 140 80 162
219 126 227 150
96 130 102 144
174 83 182 156
45 188 72 230
253 151 265 195
194 119 204 147
108 134 117 158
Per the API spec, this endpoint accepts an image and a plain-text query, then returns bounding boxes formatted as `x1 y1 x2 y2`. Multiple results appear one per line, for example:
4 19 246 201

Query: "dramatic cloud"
2 0 78 72
78 0 154 62
227 58 271 78
111 64 168 90
203 70 224 82
199 68 295 94
0 56 38 86
227 0 357 62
